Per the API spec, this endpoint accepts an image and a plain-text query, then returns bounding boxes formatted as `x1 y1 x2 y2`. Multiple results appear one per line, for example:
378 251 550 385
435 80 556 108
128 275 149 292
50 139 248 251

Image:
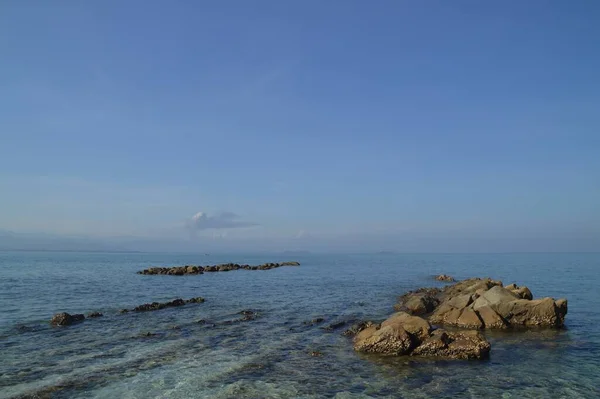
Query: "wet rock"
309 351 323 357
343 321 374 336
185 297 206 304
353 312 490 360
129 297 205 312
137 261 300 275
239 310 259 321
353 324 416 356
50 312 85 326
87 312 103 318
322 320 347 331
411 329 490 360
119 309 129 314
304 317 325 326
435 274 455 282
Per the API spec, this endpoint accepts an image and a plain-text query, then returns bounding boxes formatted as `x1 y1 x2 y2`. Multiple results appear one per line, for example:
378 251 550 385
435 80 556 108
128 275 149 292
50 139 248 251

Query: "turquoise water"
1 252 599 398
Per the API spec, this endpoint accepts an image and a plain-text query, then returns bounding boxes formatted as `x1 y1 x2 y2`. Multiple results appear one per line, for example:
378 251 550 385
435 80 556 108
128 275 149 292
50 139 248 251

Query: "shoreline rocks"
396 278 567 329
137 261 300 276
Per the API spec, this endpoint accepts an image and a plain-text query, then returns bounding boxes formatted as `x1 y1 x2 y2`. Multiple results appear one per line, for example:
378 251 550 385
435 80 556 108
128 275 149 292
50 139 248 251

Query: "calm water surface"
1 252 599 398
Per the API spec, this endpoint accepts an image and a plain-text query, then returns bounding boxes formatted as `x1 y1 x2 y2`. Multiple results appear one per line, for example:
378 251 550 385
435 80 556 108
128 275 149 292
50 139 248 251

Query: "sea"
1 251 599 398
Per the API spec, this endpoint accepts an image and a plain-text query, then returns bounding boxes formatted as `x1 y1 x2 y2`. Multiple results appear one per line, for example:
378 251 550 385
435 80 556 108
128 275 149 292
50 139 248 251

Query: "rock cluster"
353 312 490 360
435 274 455 282
395 278 567 329
138 261 300 275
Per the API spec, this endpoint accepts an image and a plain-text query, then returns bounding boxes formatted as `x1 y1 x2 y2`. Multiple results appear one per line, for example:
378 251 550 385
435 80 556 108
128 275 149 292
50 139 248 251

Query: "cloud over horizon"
187 211 258 231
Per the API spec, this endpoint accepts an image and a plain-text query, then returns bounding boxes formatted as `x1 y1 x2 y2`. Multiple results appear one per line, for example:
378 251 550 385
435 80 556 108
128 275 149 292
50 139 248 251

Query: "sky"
1 1 599 252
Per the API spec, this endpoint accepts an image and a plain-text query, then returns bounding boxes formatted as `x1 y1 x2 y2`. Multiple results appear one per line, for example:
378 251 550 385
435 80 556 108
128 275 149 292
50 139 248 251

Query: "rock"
138 261 300 275
412 330 490 360
381 312 432 341
353 324 416 355
239 310 259 321
50 313 85 326
322 320 347 331
395 288 440 315
446 293 474 310
130 297 205 312
480 286 520 306
343 321 374 336
304 317 324 325
352 312 491 360
119 309 129 314
455 308 484 329
475 305 508 329
87 312 103 318
435 274 455 282
395 277 566 330
506 284 533 300
185 297 205 304
309 351 323 357
494 297 567 327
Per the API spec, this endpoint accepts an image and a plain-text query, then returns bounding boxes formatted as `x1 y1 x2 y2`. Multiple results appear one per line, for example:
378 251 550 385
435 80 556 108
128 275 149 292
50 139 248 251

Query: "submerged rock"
395 277 567 329
87 312 103 318
353 312 490 360
50 313 85 326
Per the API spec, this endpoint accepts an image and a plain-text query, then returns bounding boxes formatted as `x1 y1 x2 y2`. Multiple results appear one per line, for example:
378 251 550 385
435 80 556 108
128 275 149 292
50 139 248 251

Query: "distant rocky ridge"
137 261 300 275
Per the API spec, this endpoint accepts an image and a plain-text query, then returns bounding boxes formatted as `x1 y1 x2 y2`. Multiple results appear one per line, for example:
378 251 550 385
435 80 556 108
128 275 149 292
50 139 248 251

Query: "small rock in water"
87 312 103 318
50 312 85 326
309 351 324 357
435 274 455 282
304 317 325 325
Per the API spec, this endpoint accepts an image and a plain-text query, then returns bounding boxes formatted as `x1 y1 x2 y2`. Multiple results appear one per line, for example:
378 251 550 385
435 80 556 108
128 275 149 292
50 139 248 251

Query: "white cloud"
187 211 258 230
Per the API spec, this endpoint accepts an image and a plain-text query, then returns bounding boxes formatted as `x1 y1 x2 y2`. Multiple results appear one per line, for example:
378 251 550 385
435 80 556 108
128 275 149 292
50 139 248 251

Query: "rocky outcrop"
353 312 490 359
132 297 205 312
138 261 300 275
435 274 455 282
50 312 85 326
397 278 567 329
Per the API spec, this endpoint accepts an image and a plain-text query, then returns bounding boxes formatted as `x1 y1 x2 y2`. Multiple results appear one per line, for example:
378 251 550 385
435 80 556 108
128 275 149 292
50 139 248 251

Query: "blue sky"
1 1 599 252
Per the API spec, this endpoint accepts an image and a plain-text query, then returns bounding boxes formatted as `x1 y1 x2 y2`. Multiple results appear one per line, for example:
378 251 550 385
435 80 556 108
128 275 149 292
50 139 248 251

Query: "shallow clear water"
1 252 599 398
